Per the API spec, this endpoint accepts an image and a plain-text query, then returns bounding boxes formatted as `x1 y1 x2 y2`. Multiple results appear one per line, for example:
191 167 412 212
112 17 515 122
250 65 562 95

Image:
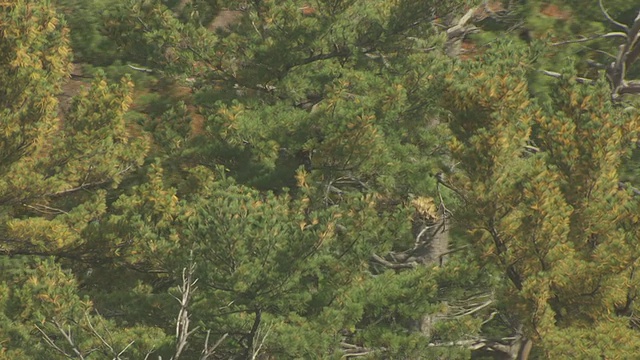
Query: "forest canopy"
1 0 640 359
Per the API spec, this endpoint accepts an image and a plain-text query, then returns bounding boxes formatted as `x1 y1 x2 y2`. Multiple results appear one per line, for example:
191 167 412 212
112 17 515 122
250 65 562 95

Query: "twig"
35 323 73 358
551 32 627 46
53 319 86 359
618 181 640 196
448 299 493 318
438 245 470 262
47 165 134 197
244 309 262 359
127 64 154 73
201 331 228 359
251 323 272 360
118 341 135 357
173 257 199 360
371 253 417 269
85 314 114 353
446 7 477 37
539 69 594 84
340 342 379 358
23 203 69 215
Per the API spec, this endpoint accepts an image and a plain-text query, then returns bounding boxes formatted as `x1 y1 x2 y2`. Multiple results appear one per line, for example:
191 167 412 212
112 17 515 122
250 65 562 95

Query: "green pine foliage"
444 38 640 357
3 0 640 358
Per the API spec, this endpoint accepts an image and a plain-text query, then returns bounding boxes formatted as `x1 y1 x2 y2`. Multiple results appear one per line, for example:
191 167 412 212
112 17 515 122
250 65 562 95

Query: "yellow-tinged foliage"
445 39 640 355
411 196 439 220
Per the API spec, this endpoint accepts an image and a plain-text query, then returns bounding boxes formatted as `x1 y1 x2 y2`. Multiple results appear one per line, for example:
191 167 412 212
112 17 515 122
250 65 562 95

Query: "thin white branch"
127 64 154 73
482 311 498 325
48 165 134 197
53 319 86 360
85 314 114 353
35 324 72 358
118 341 135 357
251 324 272 360
201 331 228 359
539 69 593 84
446 7 477 37
551 32 627 46
371 253 417 269
428 339 486 349
599 0 629 32
173 260 199 360
22 203 69 215
340 342 381 358
414 225 431 247
448 299 493 318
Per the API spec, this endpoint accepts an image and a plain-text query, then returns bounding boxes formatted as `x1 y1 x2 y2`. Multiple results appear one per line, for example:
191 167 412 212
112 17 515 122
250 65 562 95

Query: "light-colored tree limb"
542 6 640 103
599 0 629 31
200 331 228 360
551 32 627 46
35 323 75 359
172 259 199 360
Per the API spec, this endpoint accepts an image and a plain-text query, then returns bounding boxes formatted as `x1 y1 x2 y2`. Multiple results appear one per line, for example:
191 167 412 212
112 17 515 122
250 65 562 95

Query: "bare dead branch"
618 181 640 196
83 312 135 359
448 299 493 318
127 64 154 73
599 0 629 32
539 70 594 84
201 331 228 359
606 10 640 100
173 259 199 360
539 66 628 94
482 311 498 326
250 323 272 360
619 80 640 95
340 342 381 358
53 319 86 360
244 309 263 359
446 7 477 37
118 341 135 357
444 6 481 57
35 323 73 358
85 314 114 353
545 7 640 102
47 165 134 197
371 253 417 269
23 203 69 215
551 32 627 46
428 334 531 359
428 339 486 349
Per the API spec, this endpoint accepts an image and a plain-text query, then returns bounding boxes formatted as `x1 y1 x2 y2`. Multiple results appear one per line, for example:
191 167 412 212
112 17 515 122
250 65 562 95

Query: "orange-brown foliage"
300 5 316 16
540 3 571 20
473 1 505 20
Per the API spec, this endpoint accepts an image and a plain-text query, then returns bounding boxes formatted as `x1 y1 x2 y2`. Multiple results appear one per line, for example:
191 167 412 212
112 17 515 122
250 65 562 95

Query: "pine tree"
0 1 161 357
15 0 634 358
444 37 640 358
81 0 491 358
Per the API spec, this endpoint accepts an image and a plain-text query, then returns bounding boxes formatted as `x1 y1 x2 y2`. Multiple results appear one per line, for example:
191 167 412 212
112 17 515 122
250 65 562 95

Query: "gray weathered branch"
607 9 640 100
173 259 199 360
542 5 640 102
599 0 629 31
